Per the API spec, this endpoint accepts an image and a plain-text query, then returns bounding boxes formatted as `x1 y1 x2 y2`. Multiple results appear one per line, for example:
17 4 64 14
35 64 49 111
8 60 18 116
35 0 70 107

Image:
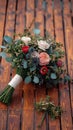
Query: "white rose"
21 36 31 45
38 40 50 51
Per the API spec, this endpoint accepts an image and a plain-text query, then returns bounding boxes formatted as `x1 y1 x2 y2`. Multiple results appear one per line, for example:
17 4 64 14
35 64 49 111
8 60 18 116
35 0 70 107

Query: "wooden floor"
0 0 73 130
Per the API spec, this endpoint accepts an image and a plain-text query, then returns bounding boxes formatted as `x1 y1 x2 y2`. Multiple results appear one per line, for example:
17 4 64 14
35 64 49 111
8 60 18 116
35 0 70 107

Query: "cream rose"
39 52 51 66
38 40 50 51
21 36 31 45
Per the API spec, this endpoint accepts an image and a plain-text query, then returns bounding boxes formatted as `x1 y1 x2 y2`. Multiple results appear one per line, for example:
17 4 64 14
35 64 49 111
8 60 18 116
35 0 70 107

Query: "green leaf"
33 28 40 35
4 36 13 44
0 52 6 58
0 45 6 49
64 75 70 83
22 60 27 69
54 52 60 58
30 66 36 72
50 73 57 79
24 76 31 84
5 57 12 62
33 76 39 84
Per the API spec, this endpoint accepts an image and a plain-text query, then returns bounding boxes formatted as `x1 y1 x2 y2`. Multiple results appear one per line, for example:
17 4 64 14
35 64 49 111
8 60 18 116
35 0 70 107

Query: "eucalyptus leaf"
50 73 57 80
33 28 40 35
30 66 36 72
33 76 39 84
4 36 13 44
5 57 12 62
64 75 70 83
22 60 27 69
0 52 6 58
24 76 31 84
0 45 6 49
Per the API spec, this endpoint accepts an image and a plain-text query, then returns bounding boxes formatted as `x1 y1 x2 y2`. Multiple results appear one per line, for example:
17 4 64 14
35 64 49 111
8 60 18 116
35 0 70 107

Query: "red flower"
57 60 62 67
40 66 48 75
22 46 29 53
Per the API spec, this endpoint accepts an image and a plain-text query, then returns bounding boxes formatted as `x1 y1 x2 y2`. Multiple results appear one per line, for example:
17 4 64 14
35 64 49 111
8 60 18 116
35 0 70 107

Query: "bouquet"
0 29 70 105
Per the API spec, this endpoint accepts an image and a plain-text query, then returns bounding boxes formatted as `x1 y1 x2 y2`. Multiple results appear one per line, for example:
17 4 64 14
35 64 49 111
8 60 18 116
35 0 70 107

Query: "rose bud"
57 60 62 67
22 46 29 53
40 66 48 75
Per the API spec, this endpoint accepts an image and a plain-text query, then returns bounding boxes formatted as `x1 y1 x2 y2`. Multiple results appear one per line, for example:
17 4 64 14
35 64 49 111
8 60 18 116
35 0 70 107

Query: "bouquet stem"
0 74 23 105
0 85 14 105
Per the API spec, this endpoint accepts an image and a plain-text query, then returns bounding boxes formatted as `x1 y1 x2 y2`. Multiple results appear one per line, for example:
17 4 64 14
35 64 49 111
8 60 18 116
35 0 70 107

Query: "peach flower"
39 52 51 66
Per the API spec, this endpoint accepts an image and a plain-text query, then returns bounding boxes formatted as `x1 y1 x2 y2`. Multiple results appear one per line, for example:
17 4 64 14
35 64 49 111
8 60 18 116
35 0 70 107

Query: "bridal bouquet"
0 29 70 105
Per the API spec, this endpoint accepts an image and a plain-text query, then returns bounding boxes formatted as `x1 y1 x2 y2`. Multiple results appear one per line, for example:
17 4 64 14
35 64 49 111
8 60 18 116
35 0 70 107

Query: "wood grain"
54 0 73 130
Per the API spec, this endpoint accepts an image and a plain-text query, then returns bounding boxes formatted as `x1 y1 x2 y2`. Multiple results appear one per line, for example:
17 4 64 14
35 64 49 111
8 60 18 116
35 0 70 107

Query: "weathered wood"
46 0 60 130
46 0 54 37
7 110 21 130
35 87 46 130
0 110 7 130
35 0 44 36
9 0 25 110
22 0 35 129
54 0 73 130
34 0 47 129
22 84 35 130
63 0 73 128
0 1 73 130
0 0 7 109
6 0 25 130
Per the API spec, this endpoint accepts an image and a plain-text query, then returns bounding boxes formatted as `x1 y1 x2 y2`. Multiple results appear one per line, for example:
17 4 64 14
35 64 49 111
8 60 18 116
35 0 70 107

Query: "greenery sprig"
35 96 62 127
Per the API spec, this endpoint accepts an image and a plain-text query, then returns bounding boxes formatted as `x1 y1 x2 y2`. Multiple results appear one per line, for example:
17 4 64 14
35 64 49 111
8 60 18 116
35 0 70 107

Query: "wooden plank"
63 0 73 126
46 1 60 130
26 0 34 30
0 0 6 45
34 0 47 129
22 0 35 129
54 0 73 130
7 0 25 130
7 110 21 130
0 110 7 130
35 0 44 36
71 0 73 16
0 0 8 109
9 0 25 110
35 87 46 130
15 0 25 34
22 84 35 130
46 0 54 37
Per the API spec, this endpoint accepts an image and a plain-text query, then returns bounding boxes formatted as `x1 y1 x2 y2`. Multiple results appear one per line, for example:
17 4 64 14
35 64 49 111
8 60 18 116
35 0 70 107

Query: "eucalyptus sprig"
35 96 62 127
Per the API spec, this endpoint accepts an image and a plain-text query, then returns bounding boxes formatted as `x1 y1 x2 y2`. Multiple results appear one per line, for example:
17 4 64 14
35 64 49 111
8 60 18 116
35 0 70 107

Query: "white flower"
21 36 31 45
38 40 50 51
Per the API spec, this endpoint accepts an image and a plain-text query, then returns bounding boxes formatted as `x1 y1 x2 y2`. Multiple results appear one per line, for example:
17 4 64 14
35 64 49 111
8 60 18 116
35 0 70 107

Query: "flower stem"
0 85 14 105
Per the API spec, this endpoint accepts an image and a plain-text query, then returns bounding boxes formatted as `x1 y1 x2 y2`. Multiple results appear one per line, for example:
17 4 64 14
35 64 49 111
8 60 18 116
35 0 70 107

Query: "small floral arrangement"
0 28 70 105
35 96 62 127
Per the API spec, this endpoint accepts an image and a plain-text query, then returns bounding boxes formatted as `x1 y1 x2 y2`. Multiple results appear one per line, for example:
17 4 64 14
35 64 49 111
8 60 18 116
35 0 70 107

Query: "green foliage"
33 28 40 35
35 96 62 127
24 76 32 84
0 52 6 58
4 36 13 44
0 45 6 49
50 73 57 79
33 76 39 84
1 29 70 86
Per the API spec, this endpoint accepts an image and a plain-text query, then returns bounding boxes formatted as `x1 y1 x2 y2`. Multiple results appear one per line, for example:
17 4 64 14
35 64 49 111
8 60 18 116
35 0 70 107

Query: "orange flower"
39 52 51 66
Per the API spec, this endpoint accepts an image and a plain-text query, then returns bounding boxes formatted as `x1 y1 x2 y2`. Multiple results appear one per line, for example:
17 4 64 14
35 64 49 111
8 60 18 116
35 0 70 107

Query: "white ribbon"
8 74 23 89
